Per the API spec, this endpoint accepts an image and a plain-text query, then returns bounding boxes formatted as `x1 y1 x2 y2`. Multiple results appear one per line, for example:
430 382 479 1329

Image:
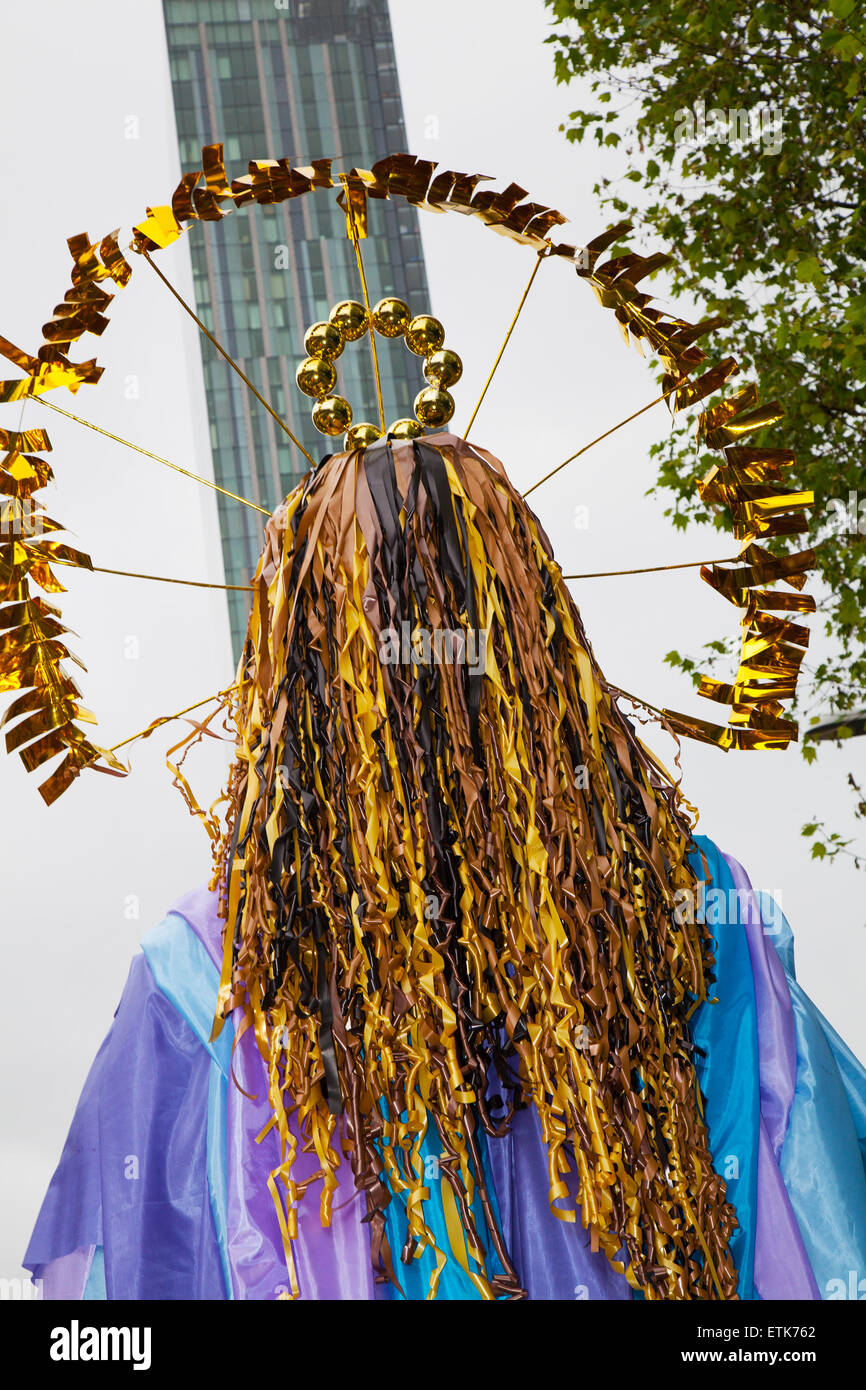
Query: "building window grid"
164 0 430 650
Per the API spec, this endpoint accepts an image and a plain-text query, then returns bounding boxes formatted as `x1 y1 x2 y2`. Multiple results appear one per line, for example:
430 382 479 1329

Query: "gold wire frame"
0 145 814 803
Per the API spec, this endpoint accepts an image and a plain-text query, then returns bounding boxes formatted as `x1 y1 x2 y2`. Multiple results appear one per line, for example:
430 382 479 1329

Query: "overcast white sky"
0 0 862 1282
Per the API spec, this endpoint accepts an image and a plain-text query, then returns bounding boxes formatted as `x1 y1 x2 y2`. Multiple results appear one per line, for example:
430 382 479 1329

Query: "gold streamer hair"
213 432 740 1301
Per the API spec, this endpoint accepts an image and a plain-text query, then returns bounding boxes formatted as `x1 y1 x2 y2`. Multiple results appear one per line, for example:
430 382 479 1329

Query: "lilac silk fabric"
722 854 818 1300
26 861 865 1300
24 946 226 1299
177 888 375 1300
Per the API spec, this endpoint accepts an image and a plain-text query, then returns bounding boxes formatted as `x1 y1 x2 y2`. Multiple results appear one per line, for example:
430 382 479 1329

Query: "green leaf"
795 256 822 284
839 589 861 626
832 34 862 61
546 0 866 869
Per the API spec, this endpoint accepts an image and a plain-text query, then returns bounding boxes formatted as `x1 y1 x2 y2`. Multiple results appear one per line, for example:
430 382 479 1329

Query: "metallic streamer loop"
214 432 740 1300
1 146 813 804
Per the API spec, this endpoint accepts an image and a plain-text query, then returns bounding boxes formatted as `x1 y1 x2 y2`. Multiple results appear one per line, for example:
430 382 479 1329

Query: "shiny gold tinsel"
0 231 132 802
213 431 740 1300
1 147 813 801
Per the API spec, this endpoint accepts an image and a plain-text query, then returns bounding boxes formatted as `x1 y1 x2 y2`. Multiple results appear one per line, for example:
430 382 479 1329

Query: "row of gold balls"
295 298 463 450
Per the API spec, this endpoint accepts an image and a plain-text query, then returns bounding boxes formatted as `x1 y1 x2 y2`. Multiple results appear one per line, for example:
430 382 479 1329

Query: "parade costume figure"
25 435 866 1300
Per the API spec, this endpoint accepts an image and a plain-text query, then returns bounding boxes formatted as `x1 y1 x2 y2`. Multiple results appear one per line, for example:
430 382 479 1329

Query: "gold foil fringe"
1 148 813 801
214 433 741 1299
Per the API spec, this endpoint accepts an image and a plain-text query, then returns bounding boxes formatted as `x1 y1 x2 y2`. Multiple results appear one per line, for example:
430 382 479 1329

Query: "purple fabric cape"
722 854 818 1299
26 860 866 1300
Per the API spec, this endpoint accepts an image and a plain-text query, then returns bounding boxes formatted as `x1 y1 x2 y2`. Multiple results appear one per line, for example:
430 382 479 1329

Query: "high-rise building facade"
162 0 430 649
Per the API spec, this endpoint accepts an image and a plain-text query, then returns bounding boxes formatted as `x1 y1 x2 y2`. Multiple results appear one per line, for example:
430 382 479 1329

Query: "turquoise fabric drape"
688 836 761 1298
141 914 234 1300
757 892 866 1298
29 867 866 1300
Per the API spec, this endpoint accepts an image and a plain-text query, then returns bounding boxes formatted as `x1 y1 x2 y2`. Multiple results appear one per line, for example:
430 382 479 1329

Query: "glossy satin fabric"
722 852 818 1299
374 1107 508 1300
26 847 866 1300
168 889 376 1302
484 1102 631 1299
756 891 866 1298
39 1247 96 1300
24 949 227 1299
140 913 234 1298
688 837 761 1298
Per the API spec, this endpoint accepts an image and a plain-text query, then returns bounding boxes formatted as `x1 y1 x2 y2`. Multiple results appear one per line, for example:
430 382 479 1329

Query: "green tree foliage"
545 1 866 781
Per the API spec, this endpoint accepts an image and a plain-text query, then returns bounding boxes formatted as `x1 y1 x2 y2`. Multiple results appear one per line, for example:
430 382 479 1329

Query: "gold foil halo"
295 296 461 446
661 397 814 751
0 145 815 803
0 231 132 803
126 147 815 754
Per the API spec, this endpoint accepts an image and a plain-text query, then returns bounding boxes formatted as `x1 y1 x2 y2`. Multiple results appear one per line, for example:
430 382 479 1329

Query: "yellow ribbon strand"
107 684 238 755
35 397 271 516
342 184 386 434
51 556 254 592
523 379 686 498
564 556 739 580
141 247 316 469
465 247 548 439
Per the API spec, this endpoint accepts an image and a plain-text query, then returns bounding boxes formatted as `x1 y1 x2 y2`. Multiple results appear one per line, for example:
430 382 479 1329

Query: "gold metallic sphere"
405 314 445 356
414 387 454 428
344 422 383 450
296 356 336 399
304 321 344 361
329 299 370 342
312 395 353 436
424 348 463 389
372 297 411 338
389 418 423 440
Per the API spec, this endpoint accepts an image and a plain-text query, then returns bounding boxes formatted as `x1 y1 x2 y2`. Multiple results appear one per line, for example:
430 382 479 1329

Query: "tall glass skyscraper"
162 0 430 650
